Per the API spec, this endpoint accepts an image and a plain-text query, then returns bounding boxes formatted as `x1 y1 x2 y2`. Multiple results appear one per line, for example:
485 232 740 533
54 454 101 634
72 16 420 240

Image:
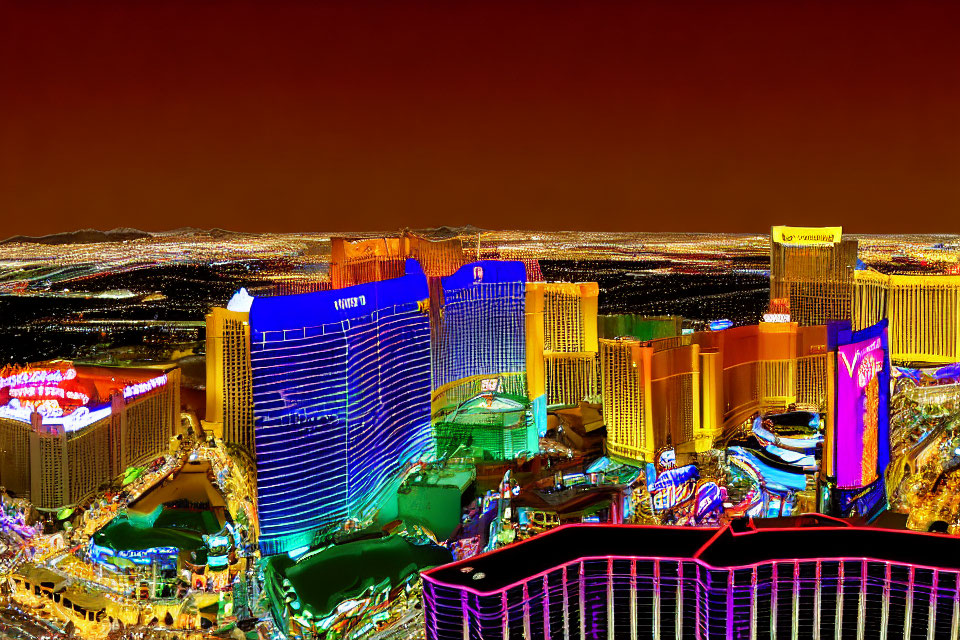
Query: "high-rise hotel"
431 261 541 461
205 304 255 456
249 259 434 555
526 282 600 408
601 322 828 463
0 362 180 510
770 225 857 326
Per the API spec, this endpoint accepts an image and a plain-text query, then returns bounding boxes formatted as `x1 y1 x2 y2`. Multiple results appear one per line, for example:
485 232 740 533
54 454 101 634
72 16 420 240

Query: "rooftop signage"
0 366 76 390
249 258 428 334
122 374 168 400
0 365 88 420
772 225 842 245
441 260 527 292
0 363 168 429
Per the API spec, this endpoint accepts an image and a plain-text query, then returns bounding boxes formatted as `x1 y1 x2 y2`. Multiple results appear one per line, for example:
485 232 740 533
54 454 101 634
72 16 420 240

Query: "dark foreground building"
422 516 960 639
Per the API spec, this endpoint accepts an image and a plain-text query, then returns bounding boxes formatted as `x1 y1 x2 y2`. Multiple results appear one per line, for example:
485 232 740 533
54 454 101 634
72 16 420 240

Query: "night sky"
2 1 959 235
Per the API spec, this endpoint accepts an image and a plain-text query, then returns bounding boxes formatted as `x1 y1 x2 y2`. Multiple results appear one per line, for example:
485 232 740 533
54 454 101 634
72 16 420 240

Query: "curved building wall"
249 261 434 555
433 261 528 391
602 323 828 464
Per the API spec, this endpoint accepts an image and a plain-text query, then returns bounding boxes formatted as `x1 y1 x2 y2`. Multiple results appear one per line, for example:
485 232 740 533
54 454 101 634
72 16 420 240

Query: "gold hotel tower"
772 225 960 364
525 282 600 407
205 307 255 456
601 323 828 464
770 226 858 326
854 270 960 365
329 233 467 289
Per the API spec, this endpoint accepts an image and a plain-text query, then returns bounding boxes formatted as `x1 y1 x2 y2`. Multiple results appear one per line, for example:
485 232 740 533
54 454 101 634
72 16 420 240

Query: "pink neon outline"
423 520 960 597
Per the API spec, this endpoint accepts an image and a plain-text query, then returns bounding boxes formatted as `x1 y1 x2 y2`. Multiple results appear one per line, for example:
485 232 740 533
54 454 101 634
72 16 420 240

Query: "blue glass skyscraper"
432 260 539 459
249 260 433 555
433 260 528 389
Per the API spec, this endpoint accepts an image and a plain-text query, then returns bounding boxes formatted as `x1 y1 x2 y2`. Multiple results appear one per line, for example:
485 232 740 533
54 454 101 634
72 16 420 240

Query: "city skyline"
4 1 960 637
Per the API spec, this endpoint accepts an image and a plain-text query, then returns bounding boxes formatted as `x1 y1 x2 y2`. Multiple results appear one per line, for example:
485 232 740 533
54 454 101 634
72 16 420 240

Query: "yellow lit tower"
525 282 599 408
770 226 858 326
205 306 255 456
854 270 960 365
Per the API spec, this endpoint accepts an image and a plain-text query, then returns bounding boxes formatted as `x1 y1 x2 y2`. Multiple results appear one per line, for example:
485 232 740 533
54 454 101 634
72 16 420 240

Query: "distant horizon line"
5 226 960 246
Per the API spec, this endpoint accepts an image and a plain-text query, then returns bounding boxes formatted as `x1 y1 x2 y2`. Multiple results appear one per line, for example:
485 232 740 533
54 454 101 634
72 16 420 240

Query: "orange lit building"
0 362 181 510
329 232 468 288
601 322 827 464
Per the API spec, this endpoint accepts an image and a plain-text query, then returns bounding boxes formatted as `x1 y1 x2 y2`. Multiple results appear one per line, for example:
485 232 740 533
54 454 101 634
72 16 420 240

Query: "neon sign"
8 385 89 405
837 336 886 489
90 543 179 568
0 400 112 431
833 320 890 520
772 225 842 245
762 313 791 323
0 365 91 421
480 378 502 393
333 295 367 311
650 464 699 512
693 480 724 525
0 367 76 390
122 374 168 400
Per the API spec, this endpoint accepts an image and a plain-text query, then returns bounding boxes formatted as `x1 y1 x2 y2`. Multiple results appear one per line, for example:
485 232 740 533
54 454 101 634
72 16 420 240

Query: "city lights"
2 226 960 640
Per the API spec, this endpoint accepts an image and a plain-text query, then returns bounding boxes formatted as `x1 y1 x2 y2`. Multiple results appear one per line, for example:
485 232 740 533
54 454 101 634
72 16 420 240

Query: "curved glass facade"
250 260 434 555
433 261 528 389
431 261 538 459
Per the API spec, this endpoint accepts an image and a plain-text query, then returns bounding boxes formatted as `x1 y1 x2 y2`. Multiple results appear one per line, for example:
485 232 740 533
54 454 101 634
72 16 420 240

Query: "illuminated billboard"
0 365 88 418
771 225 842 245
832 319 890 518
0 363 169 432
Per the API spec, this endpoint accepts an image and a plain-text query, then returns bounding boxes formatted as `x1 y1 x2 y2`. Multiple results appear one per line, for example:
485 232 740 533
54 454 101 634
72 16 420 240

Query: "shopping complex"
6 226 960 639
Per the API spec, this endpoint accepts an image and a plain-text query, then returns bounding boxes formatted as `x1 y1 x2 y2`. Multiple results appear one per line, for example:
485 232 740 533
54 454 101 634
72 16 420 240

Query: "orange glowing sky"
2 2 959 235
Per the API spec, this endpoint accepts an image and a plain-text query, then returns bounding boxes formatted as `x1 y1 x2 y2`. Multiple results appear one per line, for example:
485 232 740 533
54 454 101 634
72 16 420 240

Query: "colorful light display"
830 319 891 519
0 365 88 419
88 542 180 570
249 259 434 555
122 374 168 400
423 520 960 639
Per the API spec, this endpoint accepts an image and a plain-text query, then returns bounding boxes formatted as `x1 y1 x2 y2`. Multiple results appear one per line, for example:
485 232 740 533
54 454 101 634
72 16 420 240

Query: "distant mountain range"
2 228 154 245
